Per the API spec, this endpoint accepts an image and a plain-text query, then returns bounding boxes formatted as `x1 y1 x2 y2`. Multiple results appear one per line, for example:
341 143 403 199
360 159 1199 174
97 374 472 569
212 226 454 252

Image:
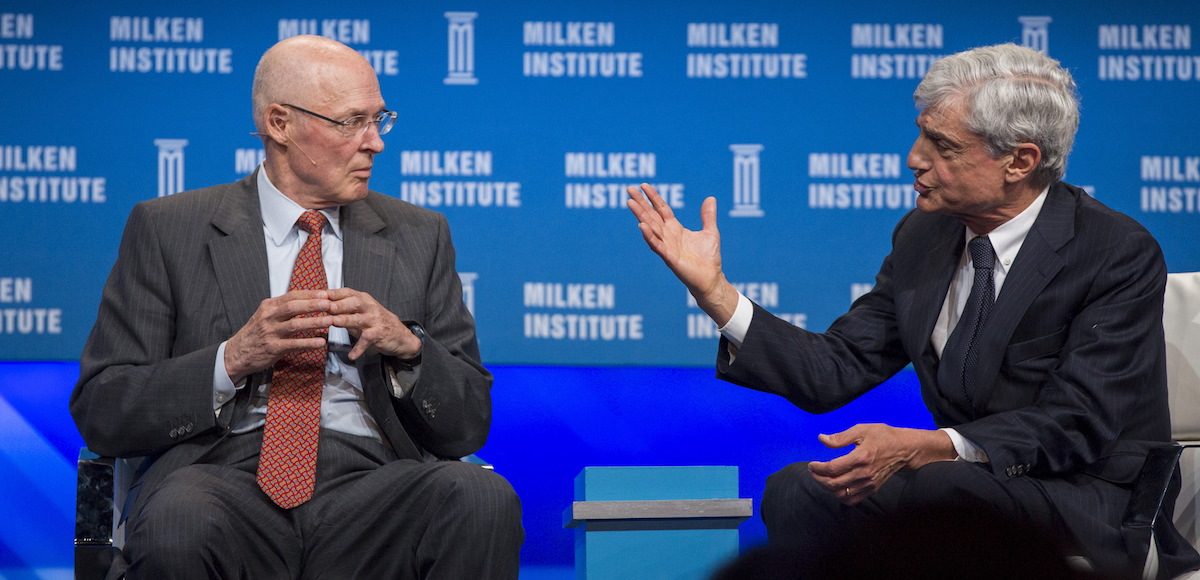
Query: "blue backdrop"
1 0 1197 575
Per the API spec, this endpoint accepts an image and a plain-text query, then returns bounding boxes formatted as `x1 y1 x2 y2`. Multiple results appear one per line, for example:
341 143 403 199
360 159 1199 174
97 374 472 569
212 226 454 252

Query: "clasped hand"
224 288 420 383
808 423 956 506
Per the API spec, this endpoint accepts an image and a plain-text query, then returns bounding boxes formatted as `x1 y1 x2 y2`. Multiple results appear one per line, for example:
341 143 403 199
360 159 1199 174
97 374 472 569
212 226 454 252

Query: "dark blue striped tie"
938 235 996 410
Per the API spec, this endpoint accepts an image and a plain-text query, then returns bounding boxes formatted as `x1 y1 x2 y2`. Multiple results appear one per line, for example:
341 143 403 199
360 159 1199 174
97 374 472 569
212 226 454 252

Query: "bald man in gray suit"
71 36 521 579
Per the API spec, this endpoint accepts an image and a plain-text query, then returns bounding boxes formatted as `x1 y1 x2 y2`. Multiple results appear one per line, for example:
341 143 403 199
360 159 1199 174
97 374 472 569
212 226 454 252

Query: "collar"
965 185 1049 272
257 164 342 246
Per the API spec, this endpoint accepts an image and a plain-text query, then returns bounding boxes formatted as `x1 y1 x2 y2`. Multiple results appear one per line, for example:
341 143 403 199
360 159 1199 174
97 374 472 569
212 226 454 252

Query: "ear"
262 104 291 146
1004 143 1041 183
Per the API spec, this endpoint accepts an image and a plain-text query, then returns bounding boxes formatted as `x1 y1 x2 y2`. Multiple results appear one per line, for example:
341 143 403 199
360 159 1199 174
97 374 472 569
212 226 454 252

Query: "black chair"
1116 272 1200 580
74 449 137 580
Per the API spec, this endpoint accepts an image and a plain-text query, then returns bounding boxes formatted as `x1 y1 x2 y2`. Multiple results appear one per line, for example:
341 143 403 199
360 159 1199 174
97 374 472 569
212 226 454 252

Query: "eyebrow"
331 104 388 118
918 121 960 148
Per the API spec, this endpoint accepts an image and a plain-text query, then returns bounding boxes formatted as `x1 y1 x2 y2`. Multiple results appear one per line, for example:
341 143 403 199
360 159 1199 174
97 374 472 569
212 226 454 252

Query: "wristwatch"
394 321 425 370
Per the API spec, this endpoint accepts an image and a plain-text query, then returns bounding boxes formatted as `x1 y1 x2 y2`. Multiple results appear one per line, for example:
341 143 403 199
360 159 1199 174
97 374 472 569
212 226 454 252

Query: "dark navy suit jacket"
718 181 1195 574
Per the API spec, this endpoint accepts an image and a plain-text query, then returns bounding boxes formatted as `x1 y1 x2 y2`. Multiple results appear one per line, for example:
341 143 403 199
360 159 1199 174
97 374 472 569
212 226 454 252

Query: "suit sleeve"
70 203 223 458
955 226 1169 481
716 214 914 413
388 214 493 459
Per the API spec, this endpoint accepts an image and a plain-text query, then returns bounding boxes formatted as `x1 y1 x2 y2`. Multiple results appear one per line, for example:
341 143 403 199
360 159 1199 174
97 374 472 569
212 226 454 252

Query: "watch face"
406 322 426 341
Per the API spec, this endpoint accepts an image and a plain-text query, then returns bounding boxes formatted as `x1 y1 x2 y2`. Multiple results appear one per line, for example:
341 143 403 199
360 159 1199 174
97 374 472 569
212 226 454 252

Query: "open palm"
626 183 734 323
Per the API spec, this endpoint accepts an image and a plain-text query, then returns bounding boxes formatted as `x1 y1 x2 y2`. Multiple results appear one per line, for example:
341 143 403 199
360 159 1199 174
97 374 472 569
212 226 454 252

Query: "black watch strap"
394 321 425 369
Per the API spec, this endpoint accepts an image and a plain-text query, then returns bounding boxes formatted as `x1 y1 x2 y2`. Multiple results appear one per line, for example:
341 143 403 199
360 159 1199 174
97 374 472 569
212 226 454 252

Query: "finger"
807 459 846 478
275 336 327 355
808 467 839 489
639 211 666 243
699 196 719 233
809 443 866 478
819 427 862 450
822 477 867 506
625 185 653 211
347 337 371 361
281 289 329 300
283 314 333 334
327 297 363 315
639 183 679 222
625 192 665 229
637 223 668 256
280 297 333 316
329 313 365 332
843 488 875 506
325 287 362 300
813 467 873 496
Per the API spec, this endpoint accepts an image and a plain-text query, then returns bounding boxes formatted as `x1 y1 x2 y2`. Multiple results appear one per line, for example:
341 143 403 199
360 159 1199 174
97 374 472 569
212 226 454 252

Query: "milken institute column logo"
730 144 765 217
155 138 188 197
445 12 479 85
1019 16 1052 55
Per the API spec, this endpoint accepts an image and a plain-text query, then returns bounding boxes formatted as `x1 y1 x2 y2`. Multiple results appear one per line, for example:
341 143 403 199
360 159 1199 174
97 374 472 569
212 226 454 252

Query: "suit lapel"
340 197 394 303
967 183 1076 412
900 223 963 359
339 198 426 459
896 217 965 422
209 173 271 333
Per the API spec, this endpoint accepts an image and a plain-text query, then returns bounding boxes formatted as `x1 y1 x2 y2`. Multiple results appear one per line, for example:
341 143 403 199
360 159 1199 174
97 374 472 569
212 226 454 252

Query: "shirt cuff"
386 359 421 399
942 428 989 463
718 292 753 348
213 341 239 415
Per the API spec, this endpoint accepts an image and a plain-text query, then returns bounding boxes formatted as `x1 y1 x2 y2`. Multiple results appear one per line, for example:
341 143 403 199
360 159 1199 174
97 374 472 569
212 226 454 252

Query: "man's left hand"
808 423 957 506
326 287 421 361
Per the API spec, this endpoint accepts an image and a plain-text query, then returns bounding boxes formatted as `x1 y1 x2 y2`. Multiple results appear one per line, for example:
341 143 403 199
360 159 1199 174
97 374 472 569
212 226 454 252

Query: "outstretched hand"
808 423 957 506
625 183 738 325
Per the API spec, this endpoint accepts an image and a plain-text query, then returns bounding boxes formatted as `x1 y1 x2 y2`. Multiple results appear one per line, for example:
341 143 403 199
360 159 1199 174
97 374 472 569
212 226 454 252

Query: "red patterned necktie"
257 210 329 509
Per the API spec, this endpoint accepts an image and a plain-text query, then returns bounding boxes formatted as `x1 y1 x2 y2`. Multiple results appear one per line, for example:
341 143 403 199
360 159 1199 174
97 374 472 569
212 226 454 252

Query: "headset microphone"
286 125 318 166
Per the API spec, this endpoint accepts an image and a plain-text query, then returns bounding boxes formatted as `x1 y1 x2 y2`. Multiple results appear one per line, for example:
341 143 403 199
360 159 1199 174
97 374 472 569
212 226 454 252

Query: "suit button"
184 422 193 433
169 427 179 439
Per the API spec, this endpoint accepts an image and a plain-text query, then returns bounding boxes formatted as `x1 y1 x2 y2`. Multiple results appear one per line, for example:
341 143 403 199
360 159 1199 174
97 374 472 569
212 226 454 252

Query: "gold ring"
845 487 852 497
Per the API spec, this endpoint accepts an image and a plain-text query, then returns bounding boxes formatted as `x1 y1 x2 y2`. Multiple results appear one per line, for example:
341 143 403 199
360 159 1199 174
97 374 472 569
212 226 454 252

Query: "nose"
907 134 930 175
361 122 385 154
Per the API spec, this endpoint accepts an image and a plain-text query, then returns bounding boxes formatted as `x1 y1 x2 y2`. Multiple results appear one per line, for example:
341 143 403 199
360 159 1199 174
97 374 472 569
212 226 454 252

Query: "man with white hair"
73 35 521 578
628 43 1199 576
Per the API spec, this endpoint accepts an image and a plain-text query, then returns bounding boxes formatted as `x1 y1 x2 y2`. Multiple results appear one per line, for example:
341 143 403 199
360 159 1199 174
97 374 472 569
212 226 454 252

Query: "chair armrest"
1122 444 1184 568
75 448 116 547
75 448 117 580
460 453 494 470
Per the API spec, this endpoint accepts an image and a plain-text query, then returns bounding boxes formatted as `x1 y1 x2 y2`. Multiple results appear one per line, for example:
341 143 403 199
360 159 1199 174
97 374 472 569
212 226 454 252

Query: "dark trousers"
122 430 522 579
759 460 1095 577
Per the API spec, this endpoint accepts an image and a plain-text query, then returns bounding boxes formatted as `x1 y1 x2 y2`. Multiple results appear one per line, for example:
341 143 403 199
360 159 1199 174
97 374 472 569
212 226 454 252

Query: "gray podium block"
564 466 752 580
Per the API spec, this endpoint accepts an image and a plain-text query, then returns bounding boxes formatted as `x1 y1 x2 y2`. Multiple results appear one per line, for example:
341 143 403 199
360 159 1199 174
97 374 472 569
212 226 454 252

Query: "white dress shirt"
719 187 1050 462
210 166 384 440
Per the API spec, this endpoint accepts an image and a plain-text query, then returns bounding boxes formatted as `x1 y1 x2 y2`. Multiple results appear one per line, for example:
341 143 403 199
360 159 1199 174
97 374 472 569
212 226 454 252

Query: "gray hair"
914 43 1079 186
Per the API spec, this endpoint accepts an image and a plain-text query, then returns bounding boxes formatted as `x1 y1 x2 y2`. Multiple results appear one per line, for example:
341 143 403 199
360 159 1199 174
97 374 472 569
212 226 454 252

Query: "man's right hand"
625 183 739 326
223 290 333 383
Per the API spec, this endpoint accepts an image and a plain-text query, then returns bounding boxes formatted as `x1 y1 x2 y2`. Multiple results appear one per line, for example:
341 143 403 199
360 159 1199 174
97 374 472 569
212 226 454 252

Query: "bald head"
251 35 374 134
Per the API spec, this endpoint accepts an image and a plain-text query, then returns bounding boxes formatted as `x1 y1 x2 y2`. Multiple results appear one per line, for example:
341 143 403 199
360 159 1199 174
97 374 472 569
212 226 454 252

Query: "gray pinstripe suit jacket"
70 171 492 515
717 182 1193 573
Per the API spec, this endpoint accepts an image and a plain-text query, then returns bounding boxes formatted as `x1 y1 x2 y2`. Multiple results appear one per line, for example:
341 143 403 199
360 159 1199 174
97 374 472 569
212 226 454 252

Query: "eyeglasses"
282 103 397 138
